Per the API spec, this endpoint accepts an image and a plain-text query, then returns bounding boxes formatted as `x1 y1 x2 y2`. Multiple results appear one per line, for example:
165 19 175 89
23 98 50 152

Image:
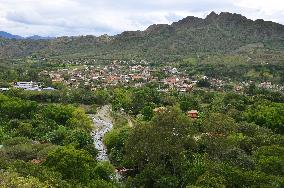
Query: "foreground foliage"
0 93 117 187
105 88 284 187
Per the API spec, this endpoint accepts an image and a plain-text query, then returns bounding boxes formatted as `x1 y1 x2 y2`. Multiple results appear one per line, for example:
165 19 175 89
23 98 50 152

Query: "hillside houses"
34 59 284 93
38 60 213 92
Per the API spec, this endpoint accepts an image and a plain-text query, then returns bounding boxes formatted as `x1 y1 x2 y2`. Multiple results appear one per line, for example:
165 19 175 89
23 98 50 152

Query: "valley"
0 11 283 188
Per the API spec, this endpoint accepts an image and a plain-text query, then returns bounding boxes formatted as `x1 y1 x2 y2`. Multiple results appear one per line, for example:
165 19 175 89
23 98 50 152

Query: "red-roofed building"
187 110 199 119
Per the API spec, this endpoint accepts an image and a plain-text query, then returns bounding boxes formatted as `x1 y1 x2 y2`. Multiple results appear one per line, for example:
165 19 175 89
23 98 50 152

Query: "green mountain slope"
1 12 284 61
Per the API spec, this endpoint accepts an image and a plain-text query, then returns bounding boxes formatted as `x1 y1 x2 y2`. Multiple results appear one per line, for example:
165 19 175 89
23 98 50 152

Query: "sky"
0 0 284 37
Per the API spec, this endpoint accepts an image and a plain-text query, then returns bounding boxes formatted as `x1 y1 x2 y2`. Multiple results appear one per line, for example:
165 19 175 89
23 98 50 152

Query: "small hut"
187 110 199 119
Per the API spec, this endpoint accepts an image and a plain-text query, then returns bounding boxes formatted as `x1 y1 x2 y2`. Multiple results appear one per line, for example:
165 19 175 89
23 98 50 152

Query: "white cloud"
0 0 283 37
235 0 284 14
232 0 284 23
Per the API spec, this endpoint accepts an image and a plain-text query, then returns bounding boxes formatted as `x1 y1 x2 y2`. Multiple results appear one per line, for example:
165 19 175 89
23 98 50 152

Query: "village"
34 59 284 93
1 59 283 94
37 59 232 92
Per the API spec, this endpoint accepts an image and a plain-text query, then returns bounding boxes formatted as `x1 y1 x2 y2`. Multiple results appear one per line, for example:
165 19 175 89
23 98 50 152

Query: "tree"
244 83 257 96
94 89 110 105
112 88 133 112
0 171 52 188
253 145 284 176
140 104 155 121
179 96 199 112
244 101 284 133
44 146 96 183
94 161 116 181
0 128 8 143
197 79 210 88
67 108 92 131
202 113 238 135
8 160 69 187
66 129 97 157
104 126 130 166
125 107 196 187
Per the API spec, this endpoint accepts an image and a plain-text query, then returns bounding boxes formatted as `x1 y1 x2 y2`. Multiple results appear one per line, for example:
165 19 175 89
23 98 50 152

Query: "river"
90 106 123 180
90 105 113 161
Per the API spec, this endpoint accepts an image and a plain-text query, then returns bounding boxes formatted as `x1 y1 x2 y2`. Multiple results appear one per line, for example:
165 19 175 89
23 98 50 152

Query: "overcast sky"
0 0 284 37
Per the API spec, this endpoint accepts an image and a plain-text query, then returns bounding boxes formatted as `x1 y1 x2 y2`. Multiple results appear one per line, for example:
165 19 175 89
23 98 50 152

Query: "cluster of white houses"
15 82 56 91
0 82 55 92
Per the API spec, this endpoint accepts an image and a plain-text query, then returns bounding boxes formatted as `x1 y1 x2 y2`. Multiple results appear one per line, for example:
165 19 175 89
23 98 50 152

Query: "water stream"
89 105 122 179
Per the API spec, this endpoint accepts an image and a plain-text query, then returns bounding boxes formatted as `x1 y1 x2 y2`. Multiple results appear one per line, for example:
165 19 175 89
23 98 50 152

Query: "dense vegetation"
104 87 284 187
0 93 117 187
179 49 284 85
1 81 283 187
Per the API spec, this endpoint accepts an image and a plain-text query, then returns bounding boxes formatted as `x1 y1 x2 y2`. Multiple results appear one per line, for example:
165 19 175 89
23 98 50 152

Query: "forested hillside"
1 12 284 60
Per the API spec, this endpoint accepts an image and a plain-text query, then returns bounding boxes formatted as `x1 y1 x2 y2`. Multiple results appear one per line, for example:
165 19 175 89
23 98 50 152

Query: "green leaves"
104 126 130 166
0 171 52 188
253 145 284 176
0 94 117 187
44 146 96 183
124 107 195 185
202 113 238 135
44 146 116 185
244 101 284 133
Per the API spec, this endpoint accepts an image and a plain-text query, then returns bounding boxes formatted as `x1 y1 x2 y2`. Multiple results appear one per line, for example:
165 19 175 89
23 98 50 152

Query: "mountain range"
0 31 23 39
0 11 284 60
0 31 54 40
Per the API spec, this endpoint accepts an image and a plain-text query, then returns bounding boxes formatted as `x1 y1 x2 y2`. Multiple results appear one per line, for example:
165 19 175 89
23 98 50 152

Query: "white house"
15 82 38 90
